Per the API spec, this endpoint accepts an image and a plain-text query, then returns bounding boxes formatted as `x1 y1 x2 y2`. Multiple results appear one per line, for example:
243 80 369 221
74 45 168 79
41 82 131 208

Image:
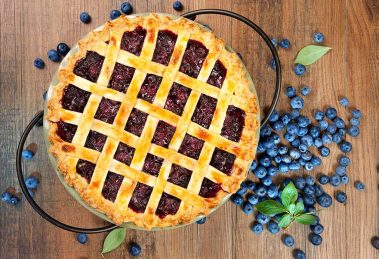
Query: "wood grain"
0 0 378 258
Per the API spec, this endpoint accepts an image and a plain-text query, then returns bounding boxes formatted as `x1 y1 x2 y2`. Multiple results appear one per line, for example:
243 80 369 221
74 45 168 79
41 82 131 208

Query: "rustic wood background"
0 0 378 258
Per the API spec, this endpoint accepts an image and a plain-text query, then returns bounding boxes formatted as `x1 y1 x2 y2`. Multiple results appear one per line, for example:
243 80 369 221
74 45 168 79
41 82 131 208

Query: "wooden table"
0 0 378 258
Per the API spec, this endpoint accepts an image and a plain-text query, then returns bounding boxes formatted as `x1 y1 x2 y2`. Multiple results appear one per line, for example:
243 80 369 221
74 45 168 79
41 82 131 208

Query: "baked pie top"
47 13 259 229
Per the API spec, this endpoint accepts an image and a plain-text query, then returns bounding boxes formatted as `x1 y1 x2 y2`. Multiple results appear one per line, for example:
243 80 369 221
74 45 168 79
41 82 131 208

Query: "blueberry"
289 149 301 159
129 242 142 256
314 184 324 197
341 175 349 184
80 12 91 24
283 235 295 247
330 174 341 187
43 91 48 100
290 109 300 119
371 236 379 250
172 1 184 11
279 39 291 49
230 194 244 205
283 179 292 187
333 117 345 128
254 166 267 178
57 43 70 56
351 109 362 119
255 185 267 197
242 202 254 215
293 249 306 259
300 86 311 96
309 233 323 246
304 176 314 186
22 150 34 160
339 141 352 153
259 155 272 167
297 115 311 127
256 213 270 225
10 196 19 205
348 126 360 137
318 120 328 130
327 123 337 134
267 185 279 198
304 185 315 196
294 64 306 76
197 217 206 224
311 223 324 234
272 121 284 131
291 139 300 148
25 176 38 189
267 166 278 176
121 2 133 14
297 127 308 137
247 193 259 205
274 156 282 163
262 175 273 186
313 32 325 43
278 163 289 173
325 107 337 120
350 118 360 126
267 147 279 157
281 113 292 125
269 58 277 70
335 166 346 176
313 110 324 121
47 49 60 62
269 110 280 122
33 58 45 69
319 146 330 157
110 10 122 20
318 174 329 185
304 162 314 171
290 96 305 109
314 137 323 148
236 186 248 195
309 126 321 138
77 233 88 244
250 160 258 170
267 221 280 234
289 161 301 171
301 151 312 161
294 177 306 190
311 156 321 166
301 135 313 147
281 154 292 164
271 38 278 47
285 86 296 98
287 123 299 135
278 145 288 155
245 180 256 191
335 191 347 203
284 133 295 142
354 181 365 191
321 133 332 145
338 128 346 136
332 133 343 144
251 222 264 234
339 97 349 107
1 191 12 203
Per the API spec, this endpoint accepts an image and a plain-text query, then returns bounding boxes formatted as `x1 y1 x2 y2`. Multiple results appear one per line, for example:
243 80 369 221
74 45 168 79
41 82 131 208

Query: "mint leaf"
256 200 287 215
278 214 293 229
102 228 126 254
294 45 332 65
295 213 317 225
294 201 305 215
288 204 296 215
281 182 298 208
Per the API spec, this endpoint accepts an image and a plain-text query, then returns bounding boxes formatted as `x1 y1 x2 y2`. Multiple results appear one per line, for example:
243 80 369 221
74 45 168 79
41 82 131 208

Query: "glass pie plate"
43 13 260 231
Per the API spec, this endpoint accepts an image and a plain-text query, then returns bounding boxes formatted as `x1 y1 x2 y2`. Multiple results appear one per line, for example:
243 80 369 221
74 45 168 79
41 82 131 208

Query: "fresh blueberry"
22 150 34 160
300 86 311 96
259 155 272 167
267 185 279 198
314 184 324 197
256 213 270 225
247 193 259 205
245 180 256 191
309 233 323 246
305 176 315 186
25 176 38 189
10 196 19 205
283 235 295 247
301 151 312 161
278 163 289 173
236 186 248 195
77 233 88 244
304 185 315 195
267 221 280 234
338 128 346 136
110 10 122 20
281 154 292 164
333 117 345 128
289 161 301 171
317 194 332 208
289 149 301 159
285 86 296 98
294 177 306 190
311 156 321 166
47 49 60 62
325 107 337 120
336 191 347 203
297 115 311 127
314 137 323 148
254 166 267 179
304 162 314 171
129 242 142 256
284 133 296 142
301 135 313 147
321 133 332 145
274 156 282 163
354 181 365 191
314 110 324 121
327 123 337 134
251 222 264 234
332 133 343 144
250 160 258 170
172 1 184 11
283 179 292 187
1 191 12 203
351 109 362 119
309 126 321 138
255 185 267 197
304 194 315 206
293 249 306 259
267 147 279 157
335 165 347 176
257 142 266 153
278 145 288 155
279 39 291 49
80 12 91 24
272 121 284 131
350 118 360 126
291 139 301 148
330 174 341 187
339 97 349 107
313 32 325 43
318 120 328 130
341 175 349 184
281 113 292 125
319 146 330 157
311 223 324 234
290 109 300 119
269 58 277 70
318 174 329 185
262 175 273 186
294 64 306 76
271 38 278 47
269 110 280 122
290 96 305 110
339 141 352 153
33 58 45 69
242 202 254 215
348 126 360 137
287 123 299 135
197 217 206 224
121 2 133 14
371 236 379 250
267 166 279 176
230 194 244 205
57 43 70 56
297 127 308 137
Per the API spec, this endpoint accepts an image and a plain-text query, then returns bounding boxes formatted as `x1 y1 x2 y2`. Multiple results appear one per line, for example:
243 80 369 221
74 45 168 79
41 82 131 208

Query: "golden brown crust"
46 13 259 229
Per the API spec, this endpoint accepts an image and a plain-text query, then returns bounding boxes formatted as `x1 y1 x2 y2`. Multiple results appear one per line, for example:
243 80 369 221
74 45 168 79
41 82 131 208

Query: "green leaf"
294 45 332 65
102 228 126 254
288 204 296 215
278 214 293 229
295 213 317 225
281 182 298 208
256 200 287 215
294 201 305 215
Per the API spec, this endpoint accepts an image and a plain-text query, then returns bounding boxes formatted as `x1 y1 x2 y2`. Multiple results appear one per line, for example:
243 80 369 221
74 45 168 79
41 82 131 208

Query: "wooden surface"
0 0 378 258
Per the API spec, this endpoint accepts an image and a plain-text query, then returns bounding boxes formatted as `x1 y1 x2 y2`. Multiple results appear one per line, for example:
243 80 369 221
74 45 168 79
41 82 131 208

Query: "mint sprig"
256 182 316 229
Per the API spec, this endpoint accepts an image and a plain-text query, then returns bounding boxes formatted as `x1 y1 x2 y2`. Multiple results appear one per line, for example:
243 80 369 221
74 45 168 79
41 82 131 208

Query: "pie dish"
46 13 259 229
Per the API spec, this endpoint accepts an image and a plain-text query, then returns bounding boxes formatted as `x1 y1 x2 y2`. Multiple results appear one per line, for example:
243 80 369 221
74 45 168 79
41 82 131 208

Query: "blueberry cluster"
1 188 22 206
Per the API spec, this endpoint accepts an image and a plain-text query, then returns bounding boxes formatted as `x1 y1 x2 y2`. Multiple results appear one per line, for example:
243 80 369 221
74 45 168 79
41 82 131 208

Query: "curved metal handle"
181 9 282 126
16 111 117 233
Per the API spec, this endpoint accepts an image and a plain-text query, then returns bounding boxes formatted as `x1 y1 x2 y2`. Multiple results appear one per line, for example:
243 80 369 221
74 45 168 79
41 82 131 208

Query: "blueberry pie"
47 14 259 229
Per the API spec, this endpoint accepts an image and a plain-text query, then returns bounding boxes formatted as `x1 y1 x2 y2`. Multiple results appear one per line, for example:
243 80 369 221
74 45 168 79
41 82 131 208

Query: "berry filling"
142 154 164 177
61 84 91 112
128 182 153 213
167 164 192 188
206 60 227 88
108 63 136 93
155 192 181 219
84 130 107 152
210 148 236 175
152 30 178 66
76 159 96 183
164 83 191 116
179 39 209 78
178 134 204 160
191 94 217 129
101 171 124 202
113 142 135 166
57 121 77 142
137 74 163 103
199 178 222 198
221 105 246 142
94 98 121 124
151 121 176 148
124 108 148 137
120 26 147 56
73 51 105 83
